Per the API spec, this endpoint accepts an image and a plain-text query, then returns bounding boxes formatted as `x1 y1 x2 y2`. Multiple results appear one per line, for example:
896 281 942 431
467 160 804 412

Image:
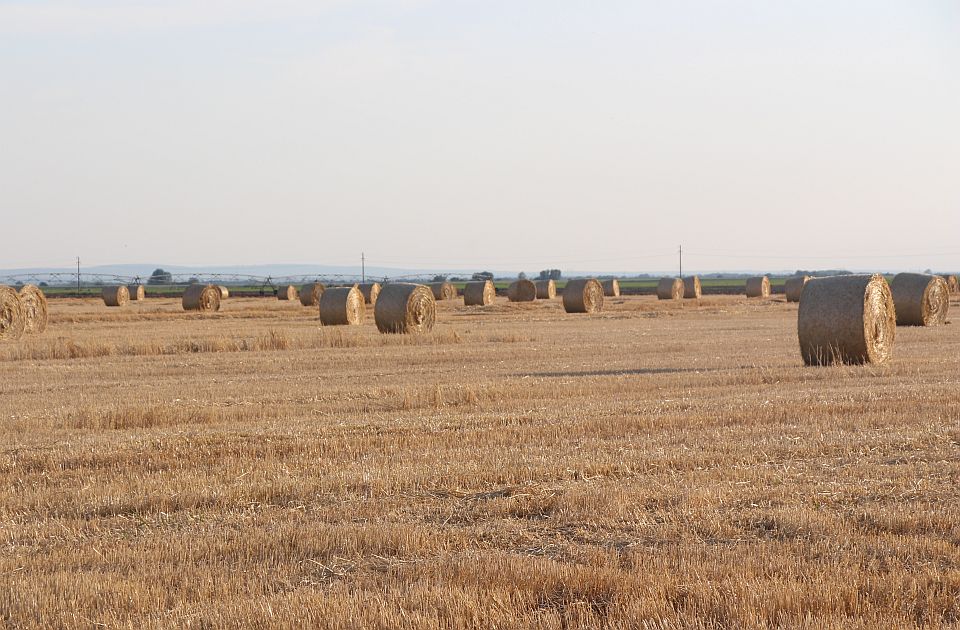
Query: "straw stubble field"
1 294 959 628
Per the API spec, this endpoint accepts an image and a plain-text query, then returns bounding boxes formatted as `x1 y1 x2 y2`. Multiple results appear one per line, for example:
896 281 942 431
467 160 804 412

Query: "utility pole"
679 245 682 279
76 256 81 298
361 252 365 283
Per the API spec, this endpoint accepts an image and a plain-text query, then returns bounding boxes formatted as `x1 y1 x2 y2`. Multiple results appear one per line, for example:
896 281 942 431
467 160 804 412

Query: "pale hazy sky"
2 1 959 273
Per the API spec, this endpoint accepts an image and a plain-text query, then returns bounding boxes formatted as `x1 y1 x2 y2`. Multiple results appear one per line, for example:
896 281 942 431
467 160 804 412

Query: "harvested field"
1 294 960 628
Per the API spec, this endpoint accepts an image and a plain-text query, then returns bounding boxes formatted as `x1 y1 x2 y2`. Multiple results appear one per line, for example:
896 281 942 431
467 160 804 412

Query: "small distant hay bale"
563 278 604 313
535 279 557 299
683 276 702 299
798 274 895 366
319 285 365 326
127 285 145 301
102 286 130 307
784 275 811 303
507 279 537 302
941 274 959 294
656 278 683 300
277 285 298 301
299 282 326 306
359 283 381 305
463 280 495 306
601 279 620 297
375 283 436 334
218 286 230 299
182 284 221 312
745 276 771 298
18 284 48 334
429 281 457 301
0 285 26 341
890 273 949 327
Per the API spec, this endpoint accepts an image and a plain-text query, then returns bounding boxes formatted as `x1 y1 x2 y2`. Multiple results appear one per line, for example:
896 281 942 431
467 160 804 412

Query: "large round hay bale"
0 285 26 341
601 279 621 297
299 282 326 306
359 283 381 305
656 277 683 300
463 280 495 306
507 279 537 302
890 273 949 327
319 285 365 326
563 278 604 313
429 281 457 301
784 276 811 303
941 274 959 294
102 286 129 307
683 276 702 299
18 284 48 334
745 276 771 298
127 284 145 301
182 284 221 312
375 283 436 334
798 274 895 366
218 286 230 299
277 285 298 301
535 279 557 299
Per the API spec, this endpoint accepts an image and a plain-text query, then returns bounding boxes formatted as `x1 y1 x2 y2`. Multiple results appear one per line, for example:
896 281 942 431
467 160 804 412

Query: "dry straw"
563 278 604 313
745 276 771 298
656 277 683 300
601 279 620 297
0 285 26 341
534 279 557 299
784 275 811 303
127 285 145 301
18 284 48 334
359 283 381 305
890 273 949 327
683 276 702 299
798 274 895 366
942 274 959 294
319 285 365 326
507 279 537 302
277 285 298 301
299 282 326 307
102 286 130 307
182 284 222 312
375 283 436 334
218 286 230 299
429 281 457 301
463 280 496 306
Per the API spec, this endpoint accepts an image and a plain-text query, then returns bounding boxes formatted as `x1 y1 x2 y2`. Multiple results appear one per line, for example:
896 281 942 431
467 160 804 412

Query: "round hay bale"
299 282 326 306
375 283 436 334
319 285 365 326
507 279 537 302
127 284 145 301
890 273 949 327
463 280 496 306
0 285 26 341
18 284 48 334
359 283 381 305
563 278 604 313
601 279 621 297
182 284 221 312
218 286 230 299
535 279 557 299
745 276 771 298
429 281 457 301
277 285 298 301
798 274 895 365
683 276 702 299
656 278 683 300
102 286 129 307
784 276 811 303
940 274 959 294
